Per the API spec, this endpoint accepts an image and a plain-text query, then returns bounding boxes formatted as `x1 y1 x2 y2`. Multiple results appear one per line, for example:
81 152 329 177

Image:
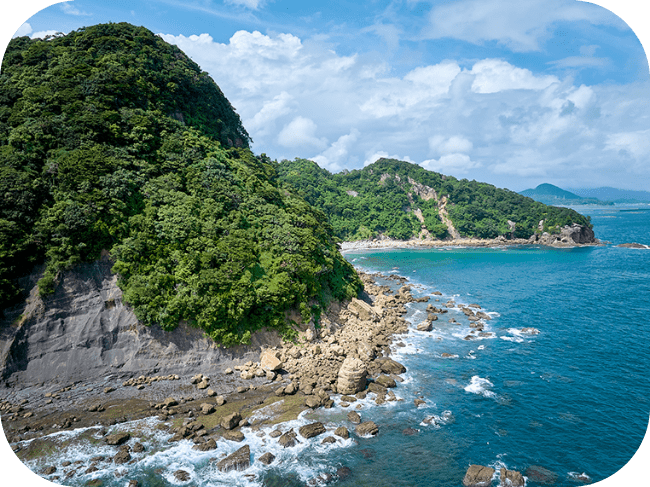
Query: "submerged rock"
525 465 558 484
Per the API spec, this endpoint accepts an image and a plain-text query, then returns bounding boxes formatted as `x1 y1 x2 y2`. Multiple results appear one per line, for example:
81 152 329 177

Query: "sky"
2 1 650 193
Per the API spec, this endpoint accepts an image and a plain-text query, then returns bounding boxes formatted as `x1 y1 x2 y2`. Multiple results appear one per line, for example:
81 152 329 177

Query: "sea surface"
16 206 650 486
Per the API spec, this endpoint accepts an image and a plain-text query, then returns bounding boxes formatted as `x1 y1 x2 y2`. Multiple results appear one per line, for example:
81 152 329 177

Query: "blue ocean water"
16 206 649 487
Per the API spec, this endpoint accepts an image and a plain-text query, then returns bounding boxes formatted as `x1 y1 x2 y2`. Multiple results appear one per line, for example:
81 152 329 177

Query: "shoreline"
1 270 430 485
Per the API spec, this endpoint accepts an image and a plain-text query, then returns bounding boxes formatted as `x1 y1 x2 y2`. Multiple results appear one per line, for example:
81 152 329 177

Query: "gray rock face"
217 445 250 473
537 224 597 246
0 258 283 385
462 465 495 487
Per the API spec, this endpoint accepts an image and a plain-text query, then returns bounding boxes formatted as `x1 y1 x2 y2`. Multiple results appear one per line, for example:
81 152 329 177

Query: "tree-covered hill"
0 23 361 344
278 158 593 241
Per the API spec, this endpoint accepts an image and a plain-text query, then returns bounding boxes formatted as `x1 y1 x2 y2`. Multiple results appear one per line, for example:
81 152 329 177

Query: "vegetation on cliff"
278 158 592 241
0 23 361 343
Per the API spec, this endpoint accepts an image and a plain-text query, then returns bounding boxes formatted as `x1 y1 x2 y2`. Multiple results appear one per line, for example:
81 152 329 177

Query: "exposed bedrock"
0 257 281 386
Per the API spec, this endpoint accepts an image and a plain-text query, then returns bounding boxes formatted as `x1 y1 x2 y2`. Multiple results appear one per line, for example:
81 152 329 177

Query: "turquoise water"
334 206 649 486
17 206 649 486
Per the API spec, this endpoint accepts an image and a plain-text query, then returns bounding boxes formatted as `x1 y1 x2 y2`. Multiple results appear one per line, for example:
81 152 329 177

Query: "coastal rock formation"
617 242 650 249
299 422 326 439
534 224 597 246
0 258 283 387
258 452 275 465
216 444 250 472
500 468 525 487
355 421 379 437
337 357 367 394
463 465 495 487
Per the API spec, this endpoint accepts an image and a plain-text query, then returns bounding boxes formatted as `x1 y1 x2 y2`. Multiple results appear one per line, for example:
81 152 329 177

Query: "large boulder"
221 412 242 430
500 468 525 487
348 298 378 322
216 445 250 473
337 357 367 395
462 465 495 487
299 422 326 439
105 432 130 446
417 321 433 332
376 358 406 375
278 429 299 448
560 224 596 244
355 421 379 437
260 350 283 371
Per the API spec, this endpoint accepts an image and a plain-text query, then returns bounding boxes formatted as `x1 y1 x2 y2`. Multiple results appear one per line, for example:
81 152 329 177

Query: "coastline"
1 270 434 485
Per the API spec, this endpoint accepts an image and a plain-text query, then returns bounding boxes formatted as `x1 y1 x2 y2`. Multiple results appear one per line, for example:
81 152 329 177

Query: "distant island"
519 183 614 206
566 187 650 204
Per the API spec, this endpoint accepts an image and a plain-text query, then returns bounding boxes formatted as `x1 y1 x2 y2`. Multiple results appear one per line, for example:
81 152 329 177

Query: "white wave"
500 336 524 343
568 471 591 481
464 376 496 398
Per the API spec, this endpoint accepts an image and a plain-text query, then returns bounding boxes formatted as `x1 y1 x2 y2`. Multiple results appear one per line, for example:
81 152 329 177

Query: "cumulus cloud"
605 129 650 158
159 28 650 189
277 117 327 149
13 22 32 38
364 151 414 167
421 153 481 175
423 0 623 52
470 59 559 93
31 30 60 39
313 129 360 172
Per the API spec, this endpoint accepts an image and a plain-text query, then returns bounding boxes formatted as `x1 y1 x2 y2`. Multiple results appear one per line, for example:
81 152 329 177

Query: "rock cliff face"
0 258 281 387
531 224 597 246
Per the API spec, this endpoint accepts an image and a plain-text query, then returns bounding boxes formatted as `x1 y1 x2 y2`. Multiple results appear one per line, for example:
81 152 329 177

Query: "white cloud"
421 153 481 175
277 117 327 149
31 30 59 39
429 135 473 155
225 0 264 9
245 91 295 136
470 59 559 93
423 0 623 52
312 129 360 172
13 22 32 38
364 151 414 167
605 129 650 158
60 2 92 16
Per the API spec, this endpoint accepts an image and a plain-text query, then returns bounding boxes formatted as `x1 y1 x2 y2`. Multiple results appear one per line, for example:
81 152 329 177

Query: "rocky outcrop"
355 421 379 437
533 224 597 246
463 465 495 487
500 468 525 487
0 257 283 386
336 357 367 394
216 444 250 472
617 242 650 249
299 422 326 439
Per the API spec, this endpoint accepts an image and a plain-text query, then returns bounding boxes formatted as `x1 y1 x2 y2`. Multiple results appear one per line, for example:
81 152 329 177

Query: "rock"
132 442 145 453
215 395 226 406
174 470 191 482
334 426 349 439
43 466 56 475
104 387 115 394
348 298 378 321
299 422 326 439
206 389 217 397
200 403 215 415
402 428 419 436
305 395 322 409
284 383 297 395
376 358 406 374
224 368 233 375
520 327 540 335
190 374 203 384
321 436 336 444
462 465 495 487
163 397 178 407
127 481 139 487
278 429 299 448
500 468 525 487
197 379 209 389
617 242 650 249
337 357 367 394
417 321 433 332
193 438 217 451
223 430 245 442
355 421 379 437
217 445 250 473
275 386 285 396
375 375 396 388
105 432 131 446
258 452 275 465
414 398 425 407
269 429 282 438
525 465 558 484
337 467 352 479
113 450 131 465
221 412 242 430
346 410 362 424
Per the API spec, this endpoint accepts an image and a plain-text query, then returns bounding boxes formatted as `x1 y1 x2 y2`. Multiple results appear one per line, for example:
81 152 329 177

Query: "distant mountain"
519 184 613 206
567 187 650 203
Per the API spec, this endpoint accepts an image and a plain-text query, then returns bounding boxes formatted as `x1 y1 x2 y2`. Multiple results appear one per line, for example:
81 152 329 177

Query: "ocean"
9 205 650 486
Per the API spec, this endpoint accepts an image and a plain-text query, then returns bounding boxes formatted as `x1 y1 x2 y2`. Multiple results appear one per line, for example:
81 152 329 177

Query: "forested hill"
277 158 592 241
0 22 361 344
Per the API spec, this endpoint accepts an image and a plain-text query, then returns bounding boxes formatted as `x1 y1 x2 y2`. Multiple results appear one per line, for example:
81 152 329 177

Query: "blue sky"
2 0 650 191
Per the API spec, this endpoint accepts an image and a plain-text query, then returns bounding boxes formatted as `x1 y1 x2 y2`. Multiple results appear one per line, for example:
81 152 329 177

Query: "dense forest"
278 158 592 241
0 23 361 344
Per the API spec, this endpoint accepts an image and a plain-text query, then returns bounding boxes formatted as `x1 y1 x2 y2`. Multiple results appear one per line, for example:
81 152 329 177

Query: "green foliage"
0 23 361 344
277 158 592 241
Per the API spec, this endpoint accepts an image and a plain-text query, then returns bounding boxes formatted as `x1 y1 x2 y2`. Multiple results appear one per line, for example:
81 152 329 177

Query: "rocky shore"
340 222 600 251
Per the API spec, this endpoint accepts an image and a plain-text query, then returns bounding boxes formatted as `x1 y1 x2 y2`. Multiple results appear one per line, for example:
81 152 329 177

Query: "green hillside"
520 183 612 206
278 158 593 241
0 23 361 344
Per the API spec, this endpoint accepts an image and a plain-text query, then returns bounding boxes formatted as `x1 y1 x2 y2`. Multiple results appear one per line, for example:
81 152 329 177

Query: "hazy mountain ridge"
519 183 613 206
